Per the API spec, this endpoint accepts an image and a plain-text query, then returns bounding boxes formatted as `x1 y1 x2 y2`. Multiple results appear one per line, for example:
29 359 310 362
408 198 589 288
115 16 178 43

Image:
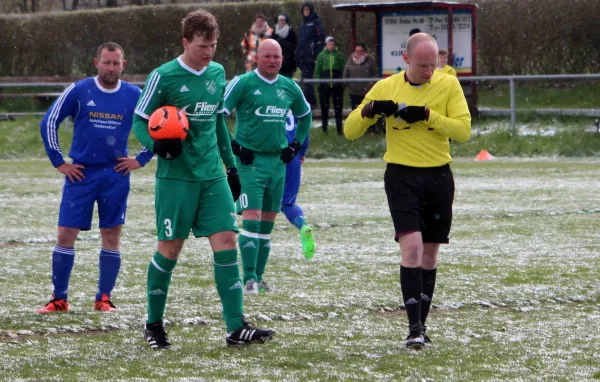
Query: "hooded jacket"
296 2 326 66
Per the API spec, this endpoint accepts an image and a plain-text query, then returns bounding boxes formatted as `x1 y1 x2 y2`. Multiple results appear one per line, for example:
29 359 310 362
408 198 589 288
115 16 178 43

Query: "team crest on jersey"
205 80 216 95
276 89 285 100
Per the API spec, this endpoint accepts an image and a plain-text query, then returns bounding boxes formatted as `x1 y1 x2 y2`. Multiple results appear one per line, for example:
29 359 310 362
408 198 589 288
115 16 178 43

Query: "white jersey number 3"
164 218 173 238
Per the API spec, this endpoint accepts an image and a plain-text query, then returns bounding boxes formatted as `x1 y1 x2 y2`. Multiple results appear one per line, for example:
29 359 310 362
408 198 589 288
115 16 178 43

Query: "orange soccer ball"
148 106 189 141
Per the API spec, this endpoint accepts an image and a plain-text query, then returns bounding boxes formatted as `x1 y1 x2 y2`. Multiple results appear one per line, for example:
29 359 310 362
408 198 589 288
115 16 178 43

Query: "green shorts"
236 153 286 213
155 176 239 240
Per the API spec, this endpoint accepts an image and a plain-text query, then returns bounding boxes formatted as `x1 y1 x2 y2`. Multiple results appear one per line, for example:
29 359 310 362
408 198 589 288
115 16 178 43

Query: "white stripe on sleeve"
46 83 76 151
136 71 161 115
223 76 241 101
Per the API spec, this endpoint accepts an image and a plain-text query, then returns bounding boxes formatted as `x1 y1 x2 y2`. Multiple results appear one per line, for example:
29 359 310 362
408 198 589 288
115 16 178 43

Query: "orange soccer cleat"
36 295 69 314
94 294 117 312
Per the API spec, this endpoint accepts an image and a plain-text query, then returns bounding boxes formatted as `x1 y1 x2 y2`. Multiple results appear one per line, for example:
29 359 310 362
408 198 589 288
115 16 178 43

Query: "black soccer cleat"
144 320 172 350
405 322 425 349
226 321 276 346
405 333 425 349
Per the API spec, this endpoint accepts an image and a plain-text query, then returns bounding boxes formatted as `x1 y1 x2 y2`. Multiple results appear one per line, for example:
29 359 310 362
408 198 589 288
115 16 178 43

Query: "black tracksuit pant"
318 85 344 134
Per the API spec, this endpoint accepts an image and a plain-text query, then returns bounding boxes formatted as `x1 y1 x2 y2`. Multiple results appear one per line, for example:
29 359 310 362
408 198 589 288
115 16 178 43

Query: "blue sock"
282 204 306 231
97 248 121 301
52 245 75 301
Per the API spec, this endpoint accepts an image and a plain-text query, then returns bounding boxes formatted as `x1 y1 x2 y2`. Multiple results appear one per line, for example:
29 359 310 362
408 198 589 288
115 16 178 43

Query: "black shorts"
384 163 455 243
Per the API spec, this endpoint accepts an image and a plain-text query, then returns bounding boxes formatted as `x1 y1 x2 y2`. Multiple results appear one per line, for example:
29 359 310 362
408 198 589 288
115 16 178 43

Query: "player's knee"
398 238 423 260
101 227 122 249
57 227 79 247
218 232 237 249
242 210 261 221
157 239 184 260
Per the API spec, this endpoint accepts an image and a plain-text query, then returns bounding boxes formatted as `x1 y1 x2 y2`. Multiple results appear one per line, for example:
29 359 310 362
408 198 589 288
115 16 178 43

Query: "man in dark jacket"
296 2 325 109
273 13 297 79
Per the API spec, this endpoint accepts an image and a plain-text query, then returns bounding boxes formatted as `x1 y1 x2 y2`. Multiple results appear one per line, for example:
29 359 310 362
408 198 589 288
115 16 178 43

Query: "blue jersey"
41 77 153 168
285 110 309 157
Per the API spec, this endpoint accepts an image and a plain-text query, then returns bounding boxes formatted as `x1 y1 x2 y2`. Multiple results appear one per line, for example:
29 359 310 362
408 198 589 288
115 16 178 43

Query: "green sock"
239 220 261 283
256 221 275 283
147 251 177 324
213 249 244 332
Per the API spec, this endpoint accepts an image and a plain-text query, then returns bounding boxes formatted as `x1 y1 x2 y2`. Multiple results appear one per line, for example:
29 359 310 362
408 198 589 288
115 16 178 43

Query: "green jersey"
223 70 311 153
134 57 229 181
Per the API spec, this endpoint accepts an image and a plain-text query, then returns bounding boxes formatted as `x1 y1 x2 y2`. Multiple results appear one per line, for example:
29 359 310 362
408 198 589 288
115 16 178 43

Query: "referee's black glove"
395 106 428 123
231 140 255 165
226 168 241 202
153 138 182 160
281 139 302 164
361 100 398 118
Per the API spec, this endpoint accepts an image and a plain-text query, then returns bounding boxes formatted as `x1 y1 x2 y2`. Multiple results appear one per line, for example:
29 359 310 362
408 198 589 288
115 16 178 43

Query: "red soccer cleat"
94 294 117 312
36 295 69 314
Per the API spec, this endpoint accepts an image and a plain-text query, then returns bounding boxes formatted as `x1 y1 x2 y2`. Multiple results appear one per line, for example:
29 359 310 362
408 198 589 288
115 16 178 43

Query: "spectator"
273 13 297 78
241 13 273 72
344 42 383 134
315 36 345 135
296 2 325 108
343 42 379 110
436 49 457 76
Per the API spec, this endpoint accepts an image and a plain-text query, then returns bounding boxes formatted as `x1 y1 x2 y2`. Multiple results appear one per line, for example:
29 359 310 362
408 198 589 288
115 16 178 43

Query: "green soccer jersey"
223 70 311 153
134 57 228 181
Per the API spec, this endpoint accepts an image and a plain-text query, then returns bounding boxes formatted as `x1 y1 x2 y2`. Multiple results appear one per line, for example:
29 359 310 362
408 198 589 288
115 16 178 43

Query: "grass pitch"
0 159 599 380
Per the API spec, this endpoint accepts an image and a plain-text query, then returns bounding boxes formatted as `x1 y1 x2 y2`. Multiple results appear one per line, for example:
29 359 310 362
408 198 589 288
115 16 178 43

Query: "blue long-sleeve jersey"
285 110 309 157
40 77 153 168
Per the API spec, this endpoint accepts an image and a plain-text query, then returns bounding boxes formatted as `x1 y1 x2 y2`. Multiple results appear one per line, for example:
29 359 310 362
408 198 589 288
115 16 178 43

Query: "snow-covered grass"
0 159 599 380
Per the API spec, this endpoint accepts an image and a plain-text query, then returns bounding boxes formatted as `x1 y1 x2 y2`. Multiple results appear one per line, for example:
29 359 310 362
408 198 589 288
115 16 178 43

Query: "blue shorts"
58 162 130 230
282 156 301 205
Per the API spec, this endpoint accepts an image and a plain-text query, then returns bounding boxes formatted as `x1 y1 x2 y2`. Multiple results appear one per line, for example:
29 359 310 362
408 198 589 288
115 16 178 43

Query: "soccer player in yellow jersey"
436 49 457 77
344 32 471 349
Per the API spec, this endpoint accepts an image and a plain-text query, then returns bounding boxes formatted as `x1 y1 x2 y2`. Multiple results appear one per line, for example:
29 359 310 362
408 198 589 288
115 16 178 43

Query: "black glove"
361 100 398 118
231 140 255 165
395 106 428 123
153 138 182 160
226 168 241 202
281 139 302 164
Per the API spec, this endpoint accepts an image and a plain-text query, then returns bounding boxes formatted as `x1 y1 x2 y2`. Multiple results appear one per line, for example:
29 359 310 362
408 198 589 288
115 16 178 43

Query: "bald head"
257 39 282 56
406 32 438 57
403 33 438 84
256 39 283 80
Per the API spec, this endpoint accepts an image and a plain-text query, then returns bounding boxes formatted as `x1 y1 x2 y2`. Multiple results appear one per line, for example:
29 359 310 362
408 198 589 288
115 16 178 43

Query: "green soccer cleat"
300 224 316 260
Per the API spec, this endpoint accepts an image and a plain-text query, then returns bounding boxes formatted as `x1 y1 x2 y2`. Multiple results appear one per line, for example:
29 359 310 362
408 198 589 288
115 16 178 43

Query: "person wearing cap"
273 13 298 79
314 36 346 134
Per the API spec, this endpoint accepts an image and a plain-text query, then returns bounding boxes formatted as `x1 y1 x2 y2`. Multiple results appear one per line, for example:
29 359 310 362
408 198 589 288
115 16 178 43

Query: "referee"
344 33 471 349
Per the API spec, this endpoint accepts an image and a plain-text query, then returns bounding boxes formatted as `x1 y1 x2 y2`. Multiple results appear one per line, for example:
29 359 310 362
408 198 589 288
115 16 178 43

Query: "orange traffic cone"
474 150 494 161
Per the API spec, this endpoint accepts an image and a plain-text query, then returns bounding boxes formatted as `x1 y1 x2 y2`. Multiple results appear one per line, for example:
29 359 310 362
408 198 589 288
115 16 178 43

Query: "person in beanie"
314 36 346 134
273 13 297 79
296 2 325 108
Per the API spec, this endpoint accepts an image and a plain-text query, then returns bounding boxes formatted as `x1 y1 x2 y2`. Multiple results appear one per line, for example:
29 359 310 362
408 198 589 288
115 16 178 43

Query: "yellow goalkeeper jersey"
344 71 471 168
436 64 457 77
